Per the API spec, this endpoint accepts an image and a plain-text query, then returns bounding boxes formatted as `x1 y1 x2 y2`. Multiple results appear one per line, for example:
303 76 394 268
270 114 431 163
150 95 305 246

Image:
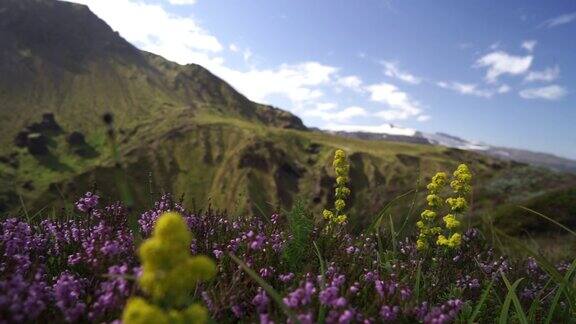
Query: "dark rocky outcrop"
67 131 86 146
27 133 49 155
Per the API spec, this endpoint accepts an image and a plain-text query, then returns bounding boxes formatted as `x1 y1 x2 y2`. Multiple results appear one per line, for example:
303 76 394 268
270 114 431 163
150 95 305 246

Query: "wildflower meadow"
1 149 575 323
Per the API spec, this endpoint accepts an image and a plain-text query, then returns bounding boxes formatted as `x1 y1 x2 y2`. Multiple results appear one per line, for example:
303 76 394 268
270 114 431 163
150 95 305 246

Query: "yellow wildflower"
336 214 348 224
122 297 168 324
426 194 442 207
123 212 215 324
442 214 460 229
446 197 467 212
335 199 346 212
421 210 437 220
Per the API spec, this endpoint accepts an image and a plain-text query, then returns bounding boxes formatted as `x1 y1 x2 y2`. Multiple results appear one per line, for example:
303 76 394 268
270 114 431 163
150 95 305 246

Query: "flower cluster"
122 212 216 324
322 149 351 226
417 164 472 250
0 193 138 323
1 156 573 324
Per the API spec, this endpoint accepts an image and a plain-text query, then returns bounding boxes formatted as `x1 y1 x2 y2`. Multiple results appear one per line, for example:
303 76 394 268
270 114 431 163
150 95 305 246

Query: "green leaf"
367 189 415 233
500 274 528 324
545 258 576 324
518 206 576 237
414 262 422 304
468 280 493 324
282 200 313 271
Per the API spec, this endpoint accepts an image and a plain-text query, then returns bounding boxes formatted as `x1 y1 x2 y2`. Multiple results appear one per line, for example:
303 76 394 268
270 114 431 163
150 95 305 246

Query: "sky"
69 0 576 159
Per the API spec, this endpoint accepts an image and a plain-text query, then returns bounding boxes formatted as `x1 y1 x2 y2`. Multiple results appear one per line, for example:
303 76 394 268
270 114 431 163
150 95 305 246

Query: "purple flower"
260 313 275 324
250 234 266 251
75 192 99 212
421 299 463 324
283 281 316 308
231 304 244 318
252 288 270 313
0 271 50 322
53 272 87 323
380 305 399 321
279 272 295 283
88 264 133 321
213 249 224 259
338 309 355 324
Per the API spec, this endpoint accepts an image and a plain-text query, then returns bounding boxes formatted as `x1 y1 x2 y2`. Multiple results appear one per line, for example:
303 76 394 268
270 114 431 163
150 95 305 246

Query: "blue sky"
72 0 576 159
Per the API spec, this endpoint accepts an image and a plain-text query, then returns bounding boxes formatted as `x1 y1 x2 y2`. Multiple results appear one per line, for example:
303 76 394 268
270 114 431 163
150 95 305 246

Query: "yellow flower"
449 233 462 247
335 199 346 212
334 149 346 160
430 226 442 235
335 166 350 176
124 212 215 321
426 194 442 207
416 239 427 250
336 176 348 186
122 297 168 324
446 197 467 212
335 187 351 198
336 214 347 224
442 214 460 229
451 164 472 194
436 235 449 246
426 172 447 193
323 149 351 228
322 209 334 220
421 209 437 220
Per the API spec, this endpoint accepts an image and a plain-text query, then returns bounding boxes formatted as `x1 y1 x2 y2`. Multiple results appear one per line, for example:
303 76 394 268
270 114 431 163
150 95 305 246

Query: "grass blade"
367 189 415 232
468 280 493 324
518 206 576 237
229 253 299 323
545 258 576 324
414 262 422 303
501 273 528 324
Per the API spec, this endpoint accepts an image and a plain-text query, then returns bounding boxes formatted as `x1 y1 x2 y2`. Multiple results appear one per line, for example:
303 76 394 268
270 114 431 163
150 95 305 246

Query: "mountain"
330 126 576 173
1 0 575 235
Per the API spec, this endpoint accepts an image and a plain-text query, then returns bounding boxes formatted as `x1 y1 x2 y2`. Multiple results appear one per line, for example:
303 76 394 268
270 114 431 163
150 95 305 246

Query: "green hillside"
1 0 575 236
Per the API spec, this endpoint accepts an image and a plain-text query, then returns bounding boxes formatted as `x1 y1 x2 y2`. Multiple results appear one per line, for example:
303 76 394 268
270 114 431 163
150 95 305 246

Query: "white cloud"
519 85 567 100
498 84 511 94
304 106 367 122
168 0 197 5
71 0 433 124
337 75 363 92
521 40 537 52
417 115 431 122
475 51 533 83
381 61 422 84
437 81 494 98
71 0 222 67
242 48 253 62
70 0 339 110
541 12 576 28
315 102 338 111
367 83 423 121
524 66 560 82
489 42 501 50
213 62 338 106
324 123 417 136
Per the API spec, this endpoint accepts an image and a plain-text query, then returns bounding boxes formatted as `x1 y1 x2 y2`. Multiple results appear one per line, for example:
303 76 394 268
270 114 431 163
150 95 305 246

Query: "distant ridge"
329 127 576 173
